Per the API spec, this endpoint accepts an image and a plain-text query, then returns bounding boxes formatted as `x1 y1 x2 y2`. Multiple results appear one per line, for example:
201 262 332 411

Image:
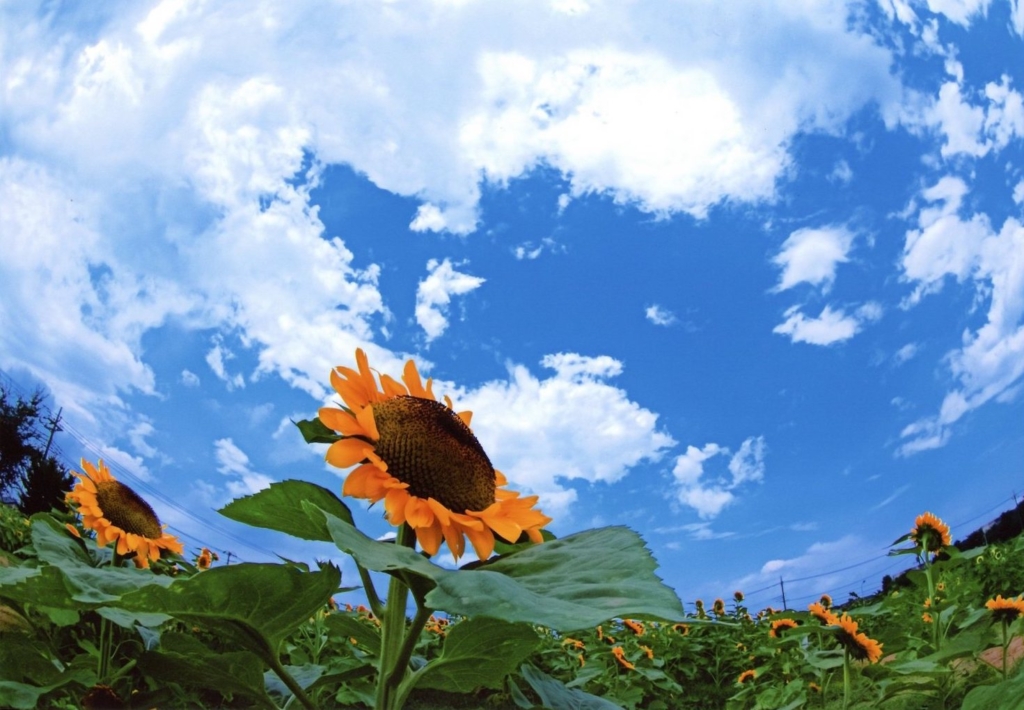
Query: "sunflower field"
1 350 1023 709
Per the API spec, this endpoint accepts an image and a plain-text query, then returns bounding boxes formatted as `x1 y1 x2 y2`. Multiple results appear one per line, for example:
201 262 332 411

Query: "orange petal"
426 497 452 526
326 438 372 469
331 369 370 411
473 510 522 543
494 470 508 486
65 524 81 539
526 528 544 544
462 524 495 560
441 522 465 559
319 407 366 437
406 497 435 528
379 374 408 398
403 359 428 398
355 349 380 403
343 464 389 500
116 533 131 555
385 488 411 525
415 522 443 556
457 410 473 427
355 405 380 441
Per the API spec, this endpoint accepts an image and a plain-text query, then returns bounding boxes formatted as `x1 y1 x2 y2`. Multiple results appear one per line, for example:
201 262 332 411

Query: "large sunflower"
66 459 183 569
320 349 552 560
910 512 951 553
985 595 1024 625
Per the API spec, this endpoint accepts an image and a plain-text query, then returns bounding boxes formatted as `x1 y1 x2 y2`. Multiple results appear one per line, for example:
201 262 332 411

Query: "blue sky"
2 0 1024 610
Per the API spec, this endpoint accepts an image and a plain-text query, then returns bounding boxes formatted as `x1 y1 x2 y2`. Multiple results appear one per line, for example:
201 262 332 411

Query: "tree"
0 384 73 514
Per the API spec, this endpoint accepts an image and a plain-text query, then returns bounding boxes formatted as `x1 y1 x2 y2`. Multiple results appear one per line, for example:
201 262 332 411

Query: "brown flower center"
371 396 495 512
95 481 163 539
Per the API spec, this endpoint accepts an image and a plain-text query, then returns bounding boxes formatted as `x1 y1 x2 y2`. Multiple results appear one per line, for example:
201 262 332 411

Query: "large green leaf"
962 671 1024 710
29 514 91 566
319 510 684 631
324 613 382 656
219 480 353 541
518 665 624 710
117 562 341 657
138 632 275 709
411 618 539 694
428 527 685 630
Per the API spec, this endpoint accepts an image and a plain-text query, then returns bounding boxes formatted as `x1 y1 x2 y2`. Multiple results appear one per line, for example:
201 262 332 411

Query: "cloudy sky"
2 0 1023 608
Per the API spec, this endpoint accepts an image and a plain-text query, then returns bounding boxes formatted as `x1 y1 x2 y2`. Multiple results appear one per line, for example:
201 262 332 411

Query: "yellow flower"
623 619 645 636
734 590 745 602
195 547 214 570
911 512 951 553
611 646 635 670
808 602 837 625
923 598 932 608
640 644 654 660
831 613 883 663
712 598 726 615
561 637 585 650
672 623 690 635
922 613 933 623
737 669 756 684
577 653 585 667
770 618 799 637
819 594 832 609
321 349 552 559
65 459 183 569
985 595 1024 625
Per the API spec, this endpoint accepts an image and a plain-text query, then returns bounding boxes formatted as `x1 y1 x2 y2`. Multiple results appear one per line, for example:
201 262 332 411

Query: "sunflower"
611 646 635 670
734 590 745 602
737 669 756 684
769 618 799 637
911 512 951 553
320 349 552 560
623 619 645 636
712 598 726 616
808 602 837 625
819 594 832 609
985 595 1024 625
831 613 883 663
65 459 183 569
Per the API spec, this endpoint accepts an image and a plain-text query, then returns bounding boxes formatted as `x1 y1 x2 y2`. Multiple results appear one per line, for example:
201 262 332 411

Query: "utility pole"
42 407 62 458
225 551 233 566
780 576 787 611
1013 492 1024 536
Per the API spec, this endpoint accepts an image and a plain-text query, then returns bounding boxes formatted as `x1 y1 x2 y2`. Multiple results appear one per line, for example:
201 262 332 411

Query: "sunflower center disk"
95 481 163 539
372 396 496 513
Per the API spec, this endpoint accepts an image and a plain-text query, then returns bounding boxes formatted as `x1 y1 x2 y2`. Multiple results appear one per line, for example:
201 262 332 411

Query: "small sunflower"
985 595 1024 625
734 590 745 602
911 512 951 553
770 618 799 637
922 612 934 624
623 619 645 636
737 669 756 684
639 644 654 660
831 613 883 663
321 349 552 559
808 602 837 625
672 622 690 635
819 594 832 609
611 646 635 670
66 459 183 569
712 598 726 616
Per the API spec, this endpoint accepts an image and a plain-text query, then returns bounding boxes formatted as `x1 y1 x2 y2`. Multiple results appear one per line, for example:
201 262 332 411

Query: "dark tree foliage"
0 385 73 514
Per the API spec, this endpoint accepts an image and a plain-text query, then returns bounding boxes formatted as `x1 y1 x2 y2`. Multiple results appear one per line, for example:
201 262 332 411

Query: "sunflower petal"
326 438 372 469
403 359 429 398
319 407 367 437
457 410 473 427
355 405 380 441
406 497 435 528
415 522 443 556
385 488 411 525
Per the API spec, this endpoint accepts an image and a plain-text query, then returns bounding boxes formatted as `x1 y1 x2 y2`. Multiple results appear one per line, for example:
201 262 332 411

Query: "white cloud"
828 159 853 184
127 420 160 459
645 304 678 326
1013 179 1024 205
898 177 1024 455
205 337 246 390
414 258 486 342
924 76 1024 159
214 437 274 498
1012 0 1024 37
98 444 152 482
772 225 855 292
773 303 882 346
924 0 991 26
671 436 766 519
450 353 675 517
180 369 200 387
894 343 919 365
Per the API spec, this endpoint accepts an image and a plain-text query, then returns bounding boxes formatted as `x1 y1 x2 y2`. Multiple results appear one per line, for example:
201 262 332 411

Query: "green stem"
388 604 434 710
358 564 385 620
375 524 416 710
843 648 851 710
98 551 124 680
1002 620 1009 681
922 552 939 651
266 653 318 710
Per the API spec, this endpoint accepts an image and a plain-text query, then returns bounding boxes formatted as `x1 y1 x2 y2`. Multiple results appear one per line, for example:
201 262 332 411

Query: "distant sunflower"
769 618 799 637
808 602 836 625
831 613 883 663
712 598 726 616
985 595 1024 625
737 669 756 684
321 349 552 560
66 459 183 569
611 645 635 670
819 594 832 609
911 512 951 553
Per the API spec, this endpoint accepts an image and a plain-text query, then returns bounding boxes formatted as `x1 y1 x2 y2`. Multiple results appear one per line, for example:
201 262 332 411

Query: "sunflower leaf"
219 480 353 541
408 617 539 694
137 632 276 709
295 417 342 444
518 664 625 710
116 562 341 657
427 526 685 631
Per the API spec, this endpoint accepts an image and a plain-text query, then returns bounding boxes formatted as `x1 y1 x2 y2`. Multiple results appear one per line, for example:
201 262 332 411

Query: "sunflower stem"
266 651 318 710
376 524 415 710
388 604 434 710
842 647 851 710
922 552 939 651
1001 619 1009 681
97 551 123 680
357 564 385 620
